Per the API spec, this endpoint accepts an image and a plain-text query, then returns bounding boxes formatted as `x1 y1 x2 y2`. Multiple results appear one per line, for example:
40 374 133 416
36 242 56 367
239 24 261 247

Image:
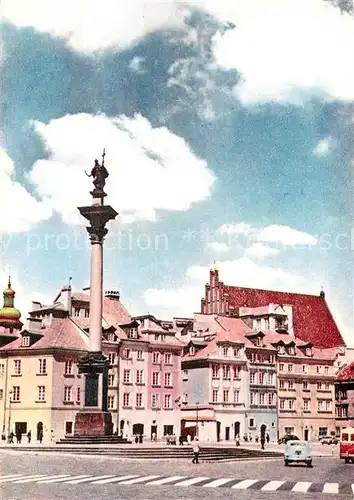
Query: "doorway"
36 422 43 441
304 428 309 441
225 426 230 441
216 421 221 442
234 421 240 439
132 423 144 435
151 425 157 440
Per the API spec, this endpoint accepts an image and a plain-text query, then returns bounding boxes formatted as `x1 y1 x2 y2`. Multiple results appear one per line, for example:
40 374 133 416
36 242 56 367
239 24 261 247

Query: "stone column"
88 225 105 352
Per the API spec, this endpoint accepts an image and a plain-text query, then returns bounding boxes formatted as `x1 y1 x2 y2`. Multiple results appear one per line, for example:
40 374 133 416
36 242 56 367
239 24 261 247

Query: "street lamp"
196 401 199 438
7 390 13 440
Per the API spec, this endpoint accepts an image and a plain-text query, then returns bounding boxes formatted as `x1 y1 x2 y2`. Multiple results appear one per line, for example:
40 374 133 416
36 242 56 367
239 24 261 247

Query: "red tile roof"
224 285 344 349
337 361 354 382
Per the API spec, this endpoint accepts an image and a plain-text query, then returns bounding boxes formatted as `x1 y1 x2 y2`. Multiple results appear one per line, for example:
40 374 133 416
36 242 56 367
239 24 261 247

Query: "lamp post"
196 401 199 438
7 390 13 440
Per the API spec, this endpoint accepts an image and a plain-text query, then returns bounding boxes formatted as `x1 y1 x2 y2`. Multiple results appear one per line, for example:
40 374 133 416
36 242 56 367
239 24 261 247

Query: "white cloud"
205 0 354 104
245 242 280 259
129 56 146 73
219 222 254 236
28 113 215 224
0 0 189 54
313 136 336 156
0 147 52 233
255 224 318 247
207 241 230 253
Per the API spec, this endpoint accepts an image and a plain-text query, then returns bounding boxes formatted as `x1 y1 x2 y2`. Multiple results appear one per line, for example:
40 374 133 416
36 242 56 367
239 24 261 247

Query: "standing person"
266 432 270 444
260 435 265 450
9 431 14 443
192 437 200 464
38 429 43 444
235 434 240 446
27 431 31 444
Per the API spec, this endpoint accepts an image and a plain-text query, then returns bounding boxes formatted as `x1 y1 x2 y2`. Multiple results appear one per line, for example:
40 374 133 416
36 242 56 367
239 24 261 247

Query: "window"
39 359 47 375
64 360 73 375
325 400 331 411
303 381 309 390
137 350 143 360
12 386 20 401
0 389 3 400
264 318 269 329
317 382 322 390
255 336 262 347
233 347 240 357
268 372 274 385
269 355 275 364
223 365 230 379
302 365 308 373
288 380 294 390
123 393 130 407
74 308 80 317
250 392 257 405
234 390 239 403
324 366 329 375
259 372 265 384
250 372 256 384
164 372 172 387
317 400 323 411
152 352 160 364
305 347 312 356
249 418 255 428
76 387 81 404
151 393 160 408
288 400 294 410
108 333 115 342
154 334 159 341
325 382 330 390
13 360 21 375
279 363 284 372
223 390 229 403
256 319 261 330
84 309 89 317
152 372 160 386
303 399 309 411
212 390 218 403
222 346 229 356
22 336 30 347
0 363 4 375
288 346 295 355
268 393 275 405
122 348 131 359
164 394 172 409
212 364 219 378
259 393 265 405
136 393 143 408
164 353 172 364
278 345 285 355
108 374 114 386
279 380 285 389
316 366 321 374
280 399 285 409
189 346 195 355
233 366 241 379
37 386 45 401
64 386 72 402
123 369 131 384
288 364 293 372
136 369 144 384
108 352 116 364
108 395 115 409
128 328 138 339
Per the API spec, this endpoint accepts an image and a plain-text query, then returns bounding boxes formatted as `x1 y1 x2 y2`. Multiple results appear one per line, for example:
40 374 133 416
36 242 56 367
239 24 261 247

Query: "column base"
74 411 113 437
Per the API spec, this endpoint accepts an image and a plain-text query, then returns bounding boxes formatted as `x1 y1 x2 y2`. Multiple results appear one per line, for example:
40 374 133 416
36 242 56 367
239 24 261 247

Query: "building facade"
335 361 354 432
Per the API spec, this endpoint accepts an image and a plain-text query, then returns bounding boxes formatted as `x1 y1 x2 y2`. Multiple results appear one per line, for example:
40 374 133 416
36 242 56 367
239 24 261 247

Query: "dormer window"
22 336 30 347
222 346 229 356
277 345 285 354
288 346 295 355
128 328 138 339
255 337 262 347
108 333 115 342
305 347 312 356
189 346 195 356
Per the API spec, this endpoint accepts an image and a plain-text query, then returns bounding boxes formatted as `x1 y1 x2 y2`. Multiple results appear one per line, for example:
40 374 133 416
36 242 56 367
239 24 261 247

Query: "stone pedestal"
74 411 113 437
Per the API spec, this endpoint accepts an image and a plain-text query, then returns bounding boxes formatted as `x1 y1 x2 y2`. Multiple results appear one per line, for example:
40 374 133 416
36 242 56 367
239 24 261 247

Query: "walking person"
191 437 200 464
38 429 43 444
27 431 31 444
260 435 265 450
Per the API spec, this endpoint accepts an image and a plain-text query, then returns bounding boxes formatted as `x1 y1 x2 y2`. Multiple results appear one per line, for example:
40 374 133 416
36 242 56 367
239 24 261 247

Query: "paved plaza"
1 448 353 500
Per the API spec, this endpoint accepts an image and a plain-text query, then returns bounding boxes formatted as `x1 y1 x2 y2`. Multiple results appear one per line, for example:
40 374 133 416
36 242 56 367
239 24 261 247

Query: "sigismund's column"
74 150 118 437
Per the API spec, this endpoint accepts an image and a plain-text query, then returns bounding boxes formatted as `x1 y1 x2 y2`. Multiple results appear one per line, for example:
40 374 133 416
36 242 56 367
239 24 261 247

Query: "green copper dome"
0 277 22 329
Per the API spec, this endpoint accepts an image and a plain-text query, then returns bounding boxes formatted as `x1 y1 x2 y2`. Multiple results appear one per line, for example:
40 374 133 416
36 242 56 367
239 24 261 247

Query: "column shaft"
89 241 103 352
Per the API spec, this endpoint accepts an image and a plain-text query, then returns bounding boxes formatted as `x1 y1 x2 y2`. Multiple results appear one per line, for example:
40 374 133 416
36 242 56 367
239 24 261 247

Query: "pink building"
336 361 354 431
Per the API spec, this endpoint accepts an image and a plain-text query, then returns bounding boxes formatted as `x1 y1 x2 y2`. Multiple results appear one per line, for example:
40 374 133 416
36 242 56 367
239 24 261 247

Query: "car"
284 440 312 467
320 435 339 445
278 434 300 444
339 427 354 464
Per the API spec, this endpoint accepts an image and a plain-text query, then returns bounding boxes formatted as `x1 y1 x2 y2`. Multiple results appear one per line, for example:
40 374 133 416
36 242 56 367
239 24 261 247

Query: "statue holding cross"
86 149 109 194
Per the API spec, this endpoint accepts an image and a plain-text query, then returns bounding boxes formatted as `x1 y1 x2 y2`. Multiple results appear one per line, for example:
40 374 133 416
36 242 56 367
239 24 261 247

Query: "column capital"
87 226 108 243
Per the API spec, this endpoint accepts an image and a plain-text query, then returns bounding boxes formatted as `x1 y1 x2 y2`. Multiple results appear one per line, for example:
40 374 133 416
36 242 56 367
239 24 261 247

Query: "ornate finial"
8 273 11 288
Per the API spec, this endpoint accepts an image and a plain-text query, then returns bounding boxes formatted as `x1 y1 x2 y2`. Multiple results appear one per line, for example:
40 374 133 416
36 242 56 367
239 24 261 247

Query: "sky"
0 0 353 345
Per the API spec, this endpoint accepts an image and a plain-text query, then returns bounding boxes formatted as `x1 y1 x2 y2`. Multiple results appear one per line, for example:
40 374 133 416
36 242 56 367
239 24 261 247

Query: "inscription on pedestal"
85 374 99 407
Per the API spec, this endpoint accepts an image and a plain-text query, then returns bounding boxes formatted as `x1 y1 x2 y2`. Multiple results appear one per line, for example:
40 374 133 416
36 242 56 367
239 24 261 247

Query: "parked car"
278 434 300 444
320 435 339 445
284 440 312 467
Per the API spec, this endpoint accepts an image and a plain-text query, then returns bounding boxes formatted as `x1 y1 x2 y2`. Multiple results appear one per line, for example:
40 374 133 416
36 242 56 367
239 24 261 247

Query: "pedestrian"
235 434 240 446
266 432 270 444
27 431 31 444
191 437 200 464
16 430 21 444
179 435 184 446
152 432 156 442
260 437 265 450
139 433 143 444
135 435 139 444
38 430 43 444
9 431 14 443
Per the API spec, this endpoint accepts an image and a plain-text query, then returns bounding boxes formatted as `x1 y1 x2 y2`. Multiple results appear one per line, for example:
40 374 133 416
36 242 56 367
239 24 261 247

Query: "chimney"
105 290 120 301
61 284 72 314
31 301 41 312
320 287 325 299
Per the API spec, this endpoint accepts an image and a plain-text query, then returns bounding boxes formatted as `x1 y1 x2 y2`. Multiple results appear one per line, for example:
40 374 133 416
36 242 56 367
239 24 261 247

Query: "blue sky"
0 0 353 345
